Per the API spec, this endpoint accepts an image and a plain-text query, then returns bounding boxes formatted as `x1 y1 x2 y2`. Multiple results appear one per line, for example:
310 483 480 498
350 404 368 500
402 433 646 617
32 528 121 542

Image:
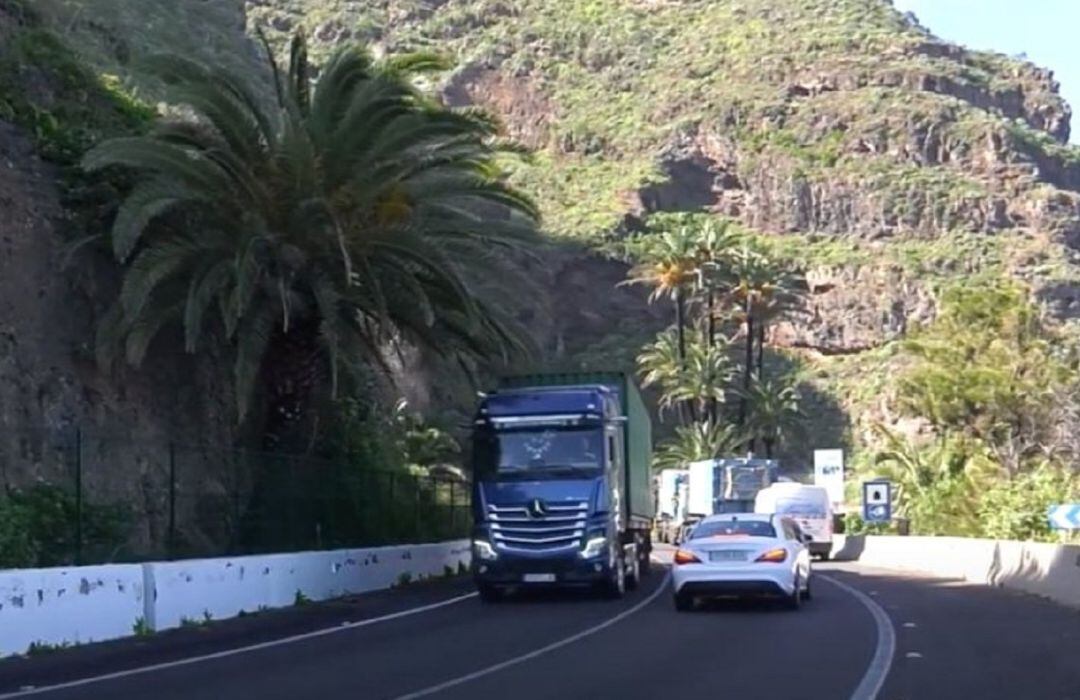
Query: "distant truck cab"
470 373 654 600
754 483 833 560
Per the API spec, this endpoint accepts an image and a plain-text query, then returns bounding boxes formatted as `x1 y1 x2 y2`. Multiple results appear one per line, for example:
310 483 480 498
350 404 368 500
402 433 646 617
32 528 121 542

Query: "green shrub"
978 466 1080 542
0 484 131 568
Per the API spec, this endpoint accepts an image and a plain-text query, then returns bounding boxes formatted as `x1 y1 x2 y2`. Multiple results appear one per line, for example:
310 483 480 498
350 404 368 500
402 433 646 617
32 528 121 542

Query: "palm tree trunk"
756 322 765 380
261 320 325 450
707 291 718 424
764 438 774 459
739 302 753 428
674 287 697 423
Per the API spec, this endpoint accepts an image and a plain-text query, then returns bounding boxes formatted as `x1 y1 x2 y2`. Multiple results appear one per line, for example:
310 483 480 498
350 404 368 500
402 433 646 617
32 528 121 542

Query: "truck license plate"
523 573 556 583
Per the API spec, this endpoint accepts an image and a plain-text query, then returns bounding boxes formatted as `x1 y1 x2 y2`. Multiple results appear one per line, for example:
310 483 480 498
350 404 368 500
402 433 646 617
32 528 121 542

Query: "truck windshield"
776 499 826 517
475 426 604 477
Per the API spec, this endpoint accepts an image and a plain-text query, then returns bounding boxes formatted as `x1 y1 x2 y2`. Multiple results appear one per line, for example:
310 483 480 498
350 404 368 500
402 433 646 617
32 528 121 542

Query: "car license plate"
709 550 747 562
523 573 556 583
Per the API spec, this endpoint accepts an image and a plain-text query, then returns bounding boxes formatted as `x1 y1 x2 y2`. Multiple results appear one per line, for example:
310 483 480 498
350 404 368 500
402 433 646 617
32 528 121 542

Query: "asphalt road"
2 548 1079 700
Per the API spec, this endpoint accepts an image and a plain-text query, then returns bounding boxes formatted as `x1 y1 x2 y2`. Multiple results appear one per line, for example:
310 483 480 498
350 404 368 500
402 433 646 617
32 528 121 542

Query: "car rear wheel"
673 592 693 612
784 575 803 610
803 574 813 601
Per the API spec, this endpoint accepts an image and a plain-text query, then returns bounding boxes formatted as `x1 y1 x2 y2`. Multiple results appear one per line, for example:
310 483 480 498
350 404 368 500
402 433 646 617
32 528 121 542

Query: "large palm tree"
83 32 539 447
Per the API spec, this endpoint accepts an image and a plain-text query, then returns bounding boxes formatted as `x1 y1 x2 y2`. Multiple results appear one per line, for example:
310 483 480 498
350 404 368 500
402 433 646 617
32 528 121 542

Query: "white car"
671 512 813 611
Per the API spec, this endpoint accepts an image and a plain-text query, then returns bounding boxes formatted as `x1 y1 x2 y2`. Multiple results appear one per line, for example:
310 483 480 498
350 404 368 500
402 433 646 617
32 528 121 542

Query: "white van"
754 483 833 559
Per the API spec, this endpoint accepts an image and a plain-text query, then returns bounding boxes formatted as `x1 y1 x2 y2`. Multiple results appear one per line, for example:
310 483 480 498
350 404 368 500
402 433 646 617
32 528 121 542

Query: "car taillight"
673 549 701 565
755 548 787 563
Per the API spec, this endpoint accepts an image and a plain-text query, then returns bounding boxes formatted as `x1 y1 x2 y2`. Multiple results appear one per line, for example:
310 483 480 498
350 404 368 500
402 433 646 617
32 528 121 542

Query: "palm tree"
737 375 805 458
82 32 540 447
637 330 734 421
719 244 773 426
624 226 698 376
653 421 746 471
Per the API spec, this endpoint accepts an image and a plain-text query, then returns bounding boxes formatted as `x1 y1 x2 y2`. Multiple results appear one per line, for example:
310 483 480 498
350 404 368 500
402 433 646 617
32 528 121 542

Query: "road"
2 547 1079 700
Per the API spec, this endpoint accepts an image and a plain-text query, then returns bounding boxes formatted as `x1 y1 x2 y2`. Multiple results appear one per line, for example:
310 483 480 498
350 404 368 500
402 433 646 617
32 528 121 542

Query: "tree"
82 32 539 447
653 421 747 471
737 375 804 458
624 225 700 417
637 330 735 421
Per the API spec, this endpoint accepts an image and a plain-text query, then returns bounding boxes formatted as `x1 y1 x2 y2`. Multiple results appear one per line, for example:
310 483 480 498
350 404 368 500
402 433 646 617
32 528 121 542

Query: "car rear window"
690 520 776 539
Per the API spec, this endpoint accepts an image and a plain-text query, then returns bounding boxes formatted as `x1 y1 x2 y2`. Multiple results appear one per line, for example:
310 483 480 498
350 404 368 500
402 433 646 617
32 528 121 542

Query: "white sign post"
813 449 845 508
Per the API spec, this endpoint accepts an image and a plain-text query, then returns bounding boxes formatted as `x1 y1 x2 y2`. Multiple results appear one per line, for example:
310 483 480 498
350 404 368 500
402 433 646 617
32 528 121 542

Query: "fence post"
74 427 83 566
388 472 397 543
449 481 456 537
168 442 177 560
414 475 422 542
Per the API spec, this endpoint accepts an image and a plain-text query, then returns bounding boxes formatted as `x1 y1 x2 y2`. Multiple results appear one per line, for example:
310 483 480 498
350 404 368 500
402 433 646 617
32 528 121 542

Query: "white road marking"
820 575 896 700
0 592 479 699
905 652 923 659
903 622 917 628
393 573 672 700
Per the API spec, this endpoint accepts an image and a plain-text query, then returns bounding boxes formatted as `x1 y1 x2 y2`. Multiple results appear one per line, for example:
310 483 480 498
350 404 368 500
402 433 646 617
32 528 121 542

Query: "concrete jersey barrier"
834 534 1080 609
0 540 470 657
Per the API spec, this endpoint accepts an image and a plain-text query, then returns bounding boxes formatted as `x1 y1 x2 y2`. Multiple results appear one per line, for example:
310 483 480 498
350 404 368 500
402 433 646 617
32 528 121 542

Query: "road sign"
862 480 892 524
813 449 845 507
1048 504 1080 530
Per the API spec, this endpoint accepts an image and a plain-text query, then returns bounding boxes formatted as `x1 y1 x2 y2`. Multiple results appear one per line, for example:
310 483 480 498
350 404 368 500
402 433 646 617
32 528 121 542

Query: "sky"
892 0 1080 142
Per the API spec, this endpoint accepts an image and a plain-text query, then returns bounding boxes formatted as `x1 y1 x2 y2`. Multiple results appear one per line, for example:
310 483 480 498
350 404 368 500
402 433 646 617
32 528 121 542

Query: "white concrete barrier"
0 540 470 657
0 564 146 656
149 540 471 631
834 534 1080 609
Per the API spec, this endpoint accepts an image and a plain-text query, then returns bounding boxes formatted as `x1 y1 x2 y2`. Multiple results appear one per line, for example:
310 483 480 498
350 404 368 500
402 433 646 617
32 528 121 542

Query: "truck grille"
487 501 588 552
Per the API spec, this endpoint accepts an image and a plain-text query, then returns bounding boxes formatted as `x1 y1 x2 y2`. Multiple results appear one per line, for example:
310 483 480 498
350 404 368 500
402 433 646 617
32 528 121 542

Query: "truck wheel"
638 537 652 576
626 549 641 591
478 584 504 603
603 557 626 599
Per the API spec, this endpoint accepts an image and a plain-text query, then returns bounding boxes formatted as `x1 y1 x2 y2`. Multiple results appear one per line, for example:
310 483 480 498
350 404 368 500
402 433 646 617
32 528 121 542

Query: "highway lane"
2 550 1079 700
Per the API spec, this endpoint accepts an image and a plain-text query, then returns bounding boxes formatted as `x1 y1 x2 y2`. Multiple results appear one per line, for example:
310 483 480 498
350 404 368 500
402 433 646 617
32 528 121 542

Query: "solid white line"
819 574 896 700
0 592 479 699
393 573 672 700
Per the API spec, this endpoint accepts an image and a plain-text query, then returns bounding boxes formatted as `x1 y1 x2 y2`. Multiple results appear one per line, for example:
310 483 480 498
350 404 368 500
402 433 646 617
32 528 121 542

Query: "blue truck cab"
470 374 654 601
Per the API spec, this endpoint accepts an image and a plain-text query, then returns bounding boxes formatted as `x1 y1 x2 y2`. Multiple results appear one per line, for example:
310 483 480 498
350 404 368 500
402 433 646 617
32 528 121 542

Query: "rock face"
0 3 239 555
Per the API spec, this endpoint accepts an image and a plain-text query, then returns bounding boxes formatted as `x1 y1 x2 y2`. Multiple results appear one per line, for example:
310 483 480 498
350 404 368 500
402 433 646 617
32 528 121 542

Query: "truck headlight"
579 536 607 559
473 539 498 561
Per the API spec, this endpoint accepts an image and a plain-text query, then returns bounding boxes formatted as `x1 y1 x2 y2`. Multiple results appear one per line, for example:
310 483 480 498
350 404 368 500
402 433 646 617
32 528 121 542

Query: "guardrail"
0 540 471 657
833 535 1080 610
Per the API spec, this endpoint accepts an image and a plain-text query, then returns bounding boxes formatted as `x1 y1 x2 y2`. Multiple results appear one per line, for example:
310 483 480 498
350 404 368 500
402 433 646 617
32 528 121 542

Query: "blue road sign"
1048 504 1080 530
862 480 892 524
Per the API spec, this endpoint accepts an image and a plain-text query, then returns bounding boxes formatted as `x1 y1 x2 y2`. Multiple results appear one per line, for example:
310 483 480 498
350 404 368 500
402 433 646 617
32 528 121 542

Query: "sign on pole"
1048 504 1080 530
813 449 845 507
862 480 892 524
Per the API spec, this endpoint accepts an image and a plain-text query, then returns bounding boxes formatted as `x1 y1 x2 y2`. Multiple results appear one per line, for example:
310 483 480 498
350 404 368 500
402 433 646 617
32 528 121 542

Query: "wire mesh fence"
0 426 471 569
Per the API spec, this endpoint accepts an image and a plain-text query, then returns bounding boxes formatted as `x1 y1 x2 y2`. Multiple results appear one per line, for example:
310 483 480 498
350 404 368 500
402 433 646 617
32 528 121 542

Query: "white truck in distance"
754 483 834 560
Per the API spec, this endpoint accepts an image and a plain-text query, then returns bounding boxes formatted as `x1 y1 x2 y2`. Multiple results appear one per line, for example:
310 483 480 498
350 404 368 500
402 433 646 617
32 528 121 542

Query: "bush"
978 465 1080 541
0 484 130 568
